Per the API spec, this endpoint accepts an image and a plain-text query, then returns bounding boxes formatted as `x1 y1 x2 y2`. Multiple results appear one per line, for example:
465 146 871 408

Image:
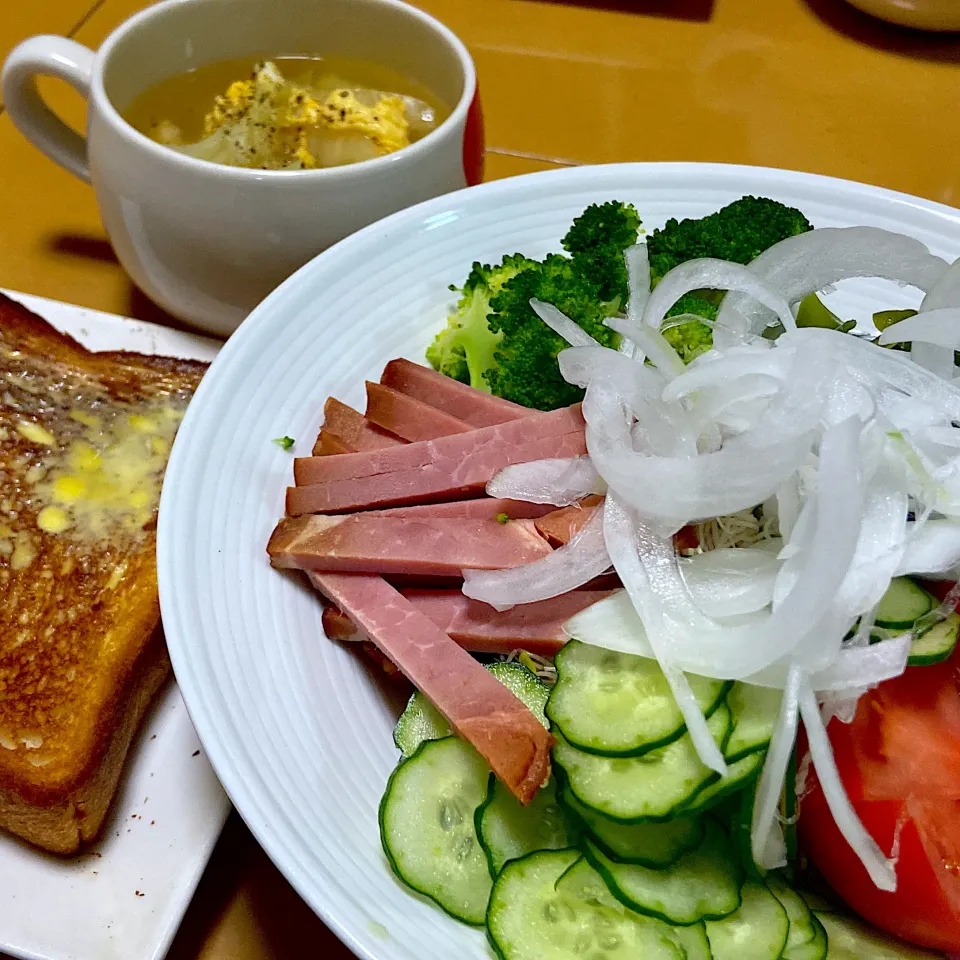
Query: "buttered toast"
0 293 206 853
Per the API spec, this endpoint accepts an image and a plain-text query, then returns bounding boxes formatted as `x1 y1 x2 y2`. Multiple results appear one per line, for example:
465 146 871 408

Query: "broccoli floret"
562 201 642 304
644 197 813 360
484 254 621 410
647 196 813 283
563 201 643 257
425 254 535 388
661 294 718 363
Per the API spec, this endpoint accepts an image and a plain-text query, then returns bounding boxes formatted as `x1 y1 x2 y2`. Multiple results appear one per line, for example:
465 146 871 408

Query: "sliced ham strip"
294 404 584 486
268 514 552 577
402 589 611 656
287 431 588 515
380 358 530 427
322 589 611 655
309 572 553 804
372 498 557 521
534 496 605 546
314 430 356 455
364 381 473 442
312 397 404 456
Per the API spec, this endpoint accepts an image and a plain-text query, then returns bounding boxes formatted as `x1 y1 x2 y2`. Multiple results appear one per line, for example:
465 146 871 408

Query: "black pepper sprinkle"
340 109 346 120
340 90 348 98
191 749 200 757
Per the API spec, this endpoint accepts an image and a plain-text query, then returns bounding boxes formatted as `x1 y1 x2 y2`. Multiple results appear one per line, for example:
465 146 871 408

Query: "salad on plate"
267 195 960 959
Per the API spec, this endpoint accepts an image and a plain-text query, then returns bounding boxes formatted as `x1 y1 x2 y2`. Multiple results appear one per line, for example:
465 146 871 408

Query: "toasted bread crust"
0 293 206 851
0 630 170 854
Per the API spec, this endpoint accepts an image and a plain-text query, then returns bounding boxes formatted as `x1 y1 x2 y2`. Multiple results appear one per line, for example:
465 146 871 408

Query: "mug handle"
1 36 96 183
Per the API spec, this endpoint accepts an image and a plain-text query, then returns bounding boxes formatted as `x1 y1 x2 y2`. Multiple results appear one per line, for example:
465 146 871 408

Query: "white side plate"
0 290 229 960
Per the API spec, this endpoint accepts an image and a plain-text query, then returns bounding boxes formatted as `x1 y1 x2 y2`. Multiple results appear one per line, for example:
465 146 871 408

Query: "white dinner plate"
0 292 230 960
156 162 960 960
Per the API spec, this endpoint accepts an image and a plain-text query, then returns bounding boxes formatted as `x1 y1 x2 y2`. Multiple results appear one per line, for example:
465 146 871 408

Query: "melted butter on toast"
0 304 205 783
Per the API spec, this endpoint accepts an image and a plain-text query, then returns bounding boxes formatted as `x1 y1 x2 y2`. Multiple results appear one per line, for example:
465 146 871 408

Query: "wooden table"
1 0 959 956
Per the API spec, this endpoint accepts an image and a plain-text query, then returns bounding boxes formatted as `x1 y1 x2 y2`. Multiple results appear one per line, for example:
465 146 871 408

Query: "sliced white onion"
751 664 801 869
717 227 949 337
625 244 651 324
603 495 727 774
813 636 910 692
642 258 796 335
487 457 606 506
562 589 655 657
461 505 610 611
530 298 601 347
879 309 960 350
897 518 960 575
605 316 686 379
920 256 960 312
559 345 664 399
785 327 960 423
798 676 897 891
679 547 779 618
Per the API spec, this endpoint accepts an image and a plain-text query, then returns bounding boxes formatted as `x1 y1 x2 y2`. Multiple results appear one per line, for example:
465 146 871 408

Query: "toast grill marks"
0 294 205 811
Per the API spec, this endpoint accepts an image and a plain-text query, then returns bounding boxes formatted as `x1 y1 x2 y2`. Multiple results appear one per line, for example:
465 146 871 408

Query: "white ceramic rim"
90 0 476 181
158 161 960 959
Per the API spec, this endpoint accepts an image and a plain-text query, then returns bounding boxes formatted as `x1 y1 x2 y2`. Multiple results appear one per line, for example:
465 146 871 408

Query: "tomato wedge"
798 642 960 952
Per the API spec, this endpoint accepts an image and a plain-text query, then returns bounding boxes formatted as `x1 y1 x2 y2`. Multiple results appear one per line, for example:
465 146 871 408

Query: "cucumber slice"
490 660 551 720
393 661 549 758
561 786 705 867
487 850 685 960
725 684 781 763
705 881 790 960
553 704 732 822
393 695 449 759
556 859 712 958
476 775 578 877
907 611 959 666
681 751 765 817
874 577 935 629
784 912 828 960
672 922 714 960
728 775 763 881
379 737 492 925
767 875 817 950
815 911 944 959
798 890 840 914
584 819 742 926
547 641 730 757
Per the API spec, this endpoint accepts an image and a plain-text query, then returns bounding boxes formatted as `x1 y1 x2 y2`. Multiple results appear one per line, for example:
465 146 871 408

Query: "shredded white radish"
487 457 606 506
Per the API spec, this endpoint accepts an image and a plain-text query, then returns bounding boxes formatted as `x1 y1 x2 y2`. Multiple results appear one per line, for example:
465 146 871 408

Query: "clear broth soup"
123 55 451 171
